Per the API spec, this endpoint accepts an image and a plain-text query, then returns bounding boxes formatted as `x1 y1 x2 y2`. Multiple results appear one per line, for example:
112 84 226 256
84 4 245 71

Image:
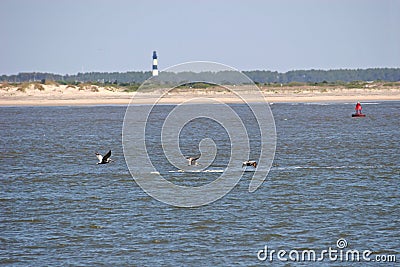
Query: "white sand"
1 83 399 106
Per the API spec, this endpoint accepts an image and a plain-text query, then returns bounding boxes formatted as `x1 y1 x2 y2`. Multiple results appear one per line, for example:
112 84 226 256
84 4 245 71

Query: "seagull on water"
187 156 199 166
242 160 257 168
95 150 112 164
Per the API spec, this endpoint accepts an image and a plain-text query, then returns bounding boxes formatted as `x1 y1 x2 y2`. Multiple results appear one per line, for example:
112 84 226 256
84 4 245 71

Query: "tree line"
245 68 400 84
1 68 399 85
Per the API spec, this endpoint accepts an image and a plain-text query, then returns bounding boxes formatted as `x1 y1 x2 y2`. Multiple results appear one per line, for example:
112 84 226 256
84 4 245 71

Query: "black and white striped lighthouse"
152 51 158 76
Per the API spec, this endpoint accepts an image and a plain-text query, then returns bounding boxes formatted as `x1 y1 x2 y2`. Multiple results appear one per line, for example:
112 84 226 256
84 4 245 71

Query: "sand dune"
1 82 399 106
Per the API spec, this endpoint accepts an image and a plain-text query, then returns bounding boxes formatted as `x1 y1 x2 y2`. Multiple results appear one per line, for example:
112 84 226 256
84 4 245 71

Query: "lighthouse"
152 51 158 76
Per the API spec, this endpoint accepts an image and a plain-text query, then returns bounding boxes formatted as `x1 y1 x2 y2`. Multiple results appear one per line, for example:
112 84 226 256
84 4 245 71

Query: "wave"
150 165 386 174
271 165 380 171
168 169 225 173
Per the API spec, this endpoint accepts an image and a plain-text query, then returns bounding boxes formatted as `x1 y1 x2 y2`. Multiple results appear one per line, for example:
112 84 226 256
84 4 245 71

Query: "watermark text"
257 239 397 263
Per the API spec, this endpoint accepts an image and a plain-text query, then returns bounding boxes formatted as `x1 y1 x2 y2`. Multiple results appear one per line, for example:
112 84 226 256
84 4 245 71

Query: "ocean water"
1 102 399 266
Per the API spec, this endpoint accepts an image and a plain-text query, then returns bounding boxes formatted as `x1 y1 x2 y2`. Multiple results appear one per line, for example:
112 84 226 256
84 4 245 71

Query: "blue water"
1 102 399 266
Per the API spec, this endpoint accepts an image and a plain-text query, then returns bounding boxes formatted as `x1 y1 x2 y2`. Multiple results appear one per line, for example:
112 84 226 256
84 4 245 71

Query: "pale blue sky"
1 0 399 75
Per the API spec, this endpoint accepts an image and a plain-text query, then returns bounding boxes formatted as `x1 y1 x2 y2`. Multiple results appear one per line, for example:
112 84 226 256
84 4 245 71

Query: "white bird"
95 150 112 164
242 160 257 168
187 156 199 166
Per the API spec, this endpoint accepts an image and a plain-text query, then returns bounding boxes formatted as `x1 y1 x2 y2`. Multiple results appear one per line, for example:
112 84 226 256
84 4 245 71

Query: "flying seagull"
95 150 112 164
242 160 257 168
187 156 199 166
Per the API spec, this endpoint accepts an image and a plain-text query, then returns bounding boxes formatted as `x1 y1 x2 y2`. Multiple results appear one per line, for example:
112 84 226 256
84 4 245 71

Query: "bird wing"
96 153 103 162
190 157 200 165
102 150 112 161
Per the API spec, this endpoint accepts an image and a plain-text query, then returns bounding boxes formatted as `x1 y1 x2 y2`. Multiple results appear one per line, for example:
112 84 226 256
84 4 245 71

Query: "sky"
1 0 399 75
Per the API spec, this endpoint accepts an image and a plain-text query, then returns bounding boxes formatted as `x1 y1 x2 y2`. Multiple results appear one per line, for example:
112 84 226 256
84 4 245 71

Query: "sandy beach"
1 82 399 106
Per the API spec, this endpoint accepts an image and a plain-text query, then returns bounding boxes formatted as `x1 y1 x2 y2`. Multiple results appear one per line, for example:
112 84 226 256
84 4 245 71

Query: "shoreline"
1 95 399 106
1 83 399 106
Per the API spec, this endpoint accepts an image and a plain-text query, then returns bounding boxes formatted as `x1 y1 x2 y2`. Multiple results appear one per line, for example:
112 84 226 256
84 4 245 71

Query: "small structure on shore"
152 51 158 77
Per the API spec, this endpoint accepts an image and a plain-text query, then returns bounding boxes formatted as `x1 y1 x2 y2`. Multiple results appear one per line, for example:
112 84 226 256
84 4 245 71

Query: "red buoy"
352 102 365 117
